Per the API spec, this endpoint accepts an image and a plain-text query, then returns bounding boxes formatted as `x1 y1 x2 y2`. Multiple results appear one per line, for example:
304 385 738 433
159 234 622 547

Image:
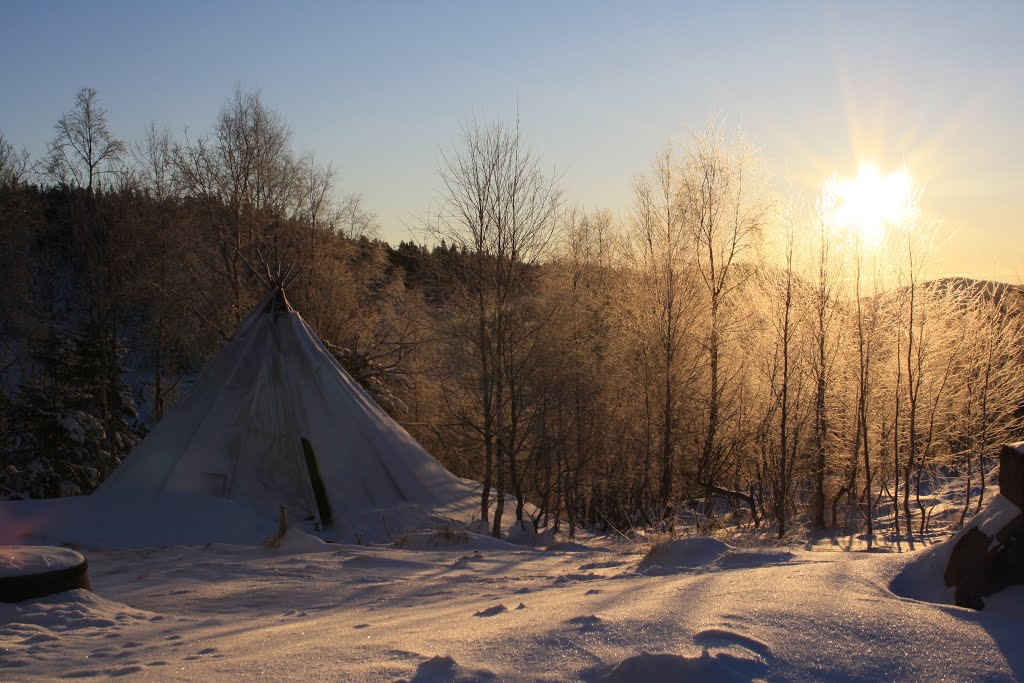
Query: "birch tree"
431 117 561 536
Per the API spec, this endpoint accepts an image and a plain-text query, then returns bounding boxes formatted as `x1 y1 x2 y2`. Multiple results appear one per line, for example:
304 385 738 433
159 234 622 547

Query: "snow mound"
329 502 480 545
467 519 489 535
0 588 159 635
889 541 957 605
506 520 536 545
394 528 470 548
891 494 1021 606
393 529 520 551
537 527 557 545
637 537 731 575
264 527 331 553
981 585 1024 617
599 650 765 682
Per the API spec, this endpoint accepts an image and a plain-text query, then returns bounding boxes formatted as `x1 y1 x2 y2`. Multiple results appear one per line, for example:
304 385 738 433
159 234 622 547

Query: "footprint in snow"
107 665 144 677
183 646 221 660
401 655 498 683
60 668 106 678
692 628 774 663
578 559 626 571
473 604 508 617
453 552 484 567
554 572 601 584
567 614 605 632
599 651 767 682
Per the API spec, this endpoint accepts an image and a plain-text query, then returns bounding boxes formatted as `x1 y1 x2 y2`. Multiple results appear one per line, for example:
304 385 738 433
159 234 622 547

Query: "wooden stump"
0 546 91 603
999 443 1024 508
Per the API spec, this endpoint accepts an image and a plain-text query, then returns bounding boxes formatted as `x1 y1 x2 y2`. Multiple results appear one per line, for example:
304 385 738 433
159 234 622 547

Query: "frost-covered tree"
682 122 770 519
430 116 561 535
622 145 701 524
174 85 303 327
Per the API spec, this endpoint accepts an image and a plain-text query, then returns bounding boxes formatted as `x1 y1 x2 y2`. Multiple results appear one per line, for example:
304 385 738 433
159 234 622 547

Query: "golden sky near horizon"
3 3 1021 281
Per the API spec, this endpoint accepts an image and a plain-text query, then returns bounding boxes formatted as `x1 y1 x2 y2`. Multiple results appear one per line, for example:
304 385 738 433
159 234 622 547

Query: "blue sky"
4 1 1022 278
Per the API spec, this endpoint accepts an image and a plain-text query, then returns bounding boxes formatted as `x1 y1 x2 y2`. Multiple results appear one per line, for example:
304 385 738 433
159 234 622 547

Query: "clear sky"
3 1 1022 280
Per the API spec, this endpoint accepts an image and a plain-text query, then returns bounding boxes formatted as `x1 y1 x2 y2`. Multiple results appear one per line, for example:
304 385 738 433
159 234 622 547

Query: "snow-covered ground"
2 527 1022 681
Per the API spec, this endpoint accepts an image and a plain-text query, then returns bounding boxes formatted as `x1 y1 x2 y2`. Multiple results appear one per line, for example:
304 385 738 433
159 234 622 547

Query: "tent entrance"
300 437 333 529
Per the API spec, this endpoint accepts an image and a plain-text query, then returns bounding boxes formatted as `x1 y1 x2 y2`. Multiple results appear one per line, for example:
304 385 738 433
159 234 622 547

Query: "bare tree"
46 88 126 192
134 123 177 202
0 132 31 187
336 192 380 239
132 123 184 422
623 145 700 525
847 232 885 544
897 221 950 544
551 207 621 534
292 151 338 325
681 121 770 516
431 116 561 536
175 85 302 325
808 188 844 529
954 287 1024 522
764 202 804 538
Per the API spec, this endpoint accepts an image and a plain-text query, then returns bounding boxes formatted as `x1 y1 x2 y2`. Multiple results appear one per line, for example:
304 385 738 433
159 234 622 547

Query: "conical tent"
97 288 476 528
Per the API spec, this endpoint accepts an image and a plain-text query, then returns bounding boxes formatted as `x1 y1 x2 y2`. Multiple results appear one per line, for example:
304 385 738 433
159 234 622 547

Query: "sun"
825 163 915 247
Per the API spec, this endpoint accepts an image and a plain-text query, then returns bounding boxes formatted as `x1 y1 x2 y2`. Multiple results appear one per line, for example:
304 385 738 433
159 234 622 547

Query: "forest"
1 86 1022 546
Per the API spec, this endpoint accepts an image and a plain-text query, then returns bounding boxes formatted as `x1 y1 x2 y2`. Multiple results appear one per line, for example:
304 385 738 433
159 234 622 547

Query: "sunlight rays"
824 162 915 247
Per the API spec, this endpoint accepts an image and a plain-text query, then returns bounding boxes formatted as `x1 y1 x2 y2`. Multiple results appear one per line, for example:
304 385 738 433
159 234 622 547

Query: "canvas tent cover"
98 289 476 528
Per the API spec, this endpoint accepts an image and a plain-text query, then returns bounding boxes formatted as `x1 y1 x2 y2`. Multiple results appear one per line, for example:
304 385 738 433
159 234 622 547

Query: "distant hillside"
926 277 1024 316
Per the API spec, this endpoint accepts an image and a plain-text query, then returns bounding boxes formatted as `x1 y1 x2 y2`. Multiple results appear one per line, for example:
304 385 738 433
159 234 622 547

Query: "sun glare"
826 163 915 247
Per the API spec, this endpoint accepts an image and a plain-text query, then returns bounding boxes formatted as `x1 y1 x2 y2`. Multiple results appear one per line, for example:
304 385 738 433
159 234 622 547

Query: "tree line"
1 87 1022 545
